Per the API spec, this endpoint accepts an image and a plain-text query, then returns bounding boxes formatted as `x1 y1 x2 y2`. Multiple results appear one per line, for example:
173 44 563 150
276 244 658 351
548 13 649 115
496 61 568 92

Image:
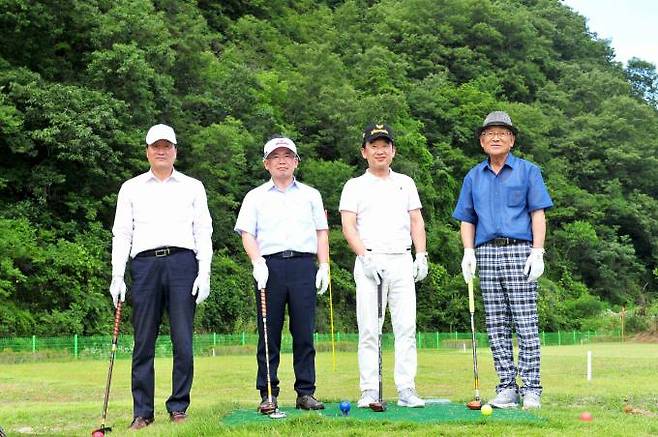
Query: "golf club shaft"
101 300 122 425
260 288 273 403
468 280 480 400
377 277 383 403
325 210 336 372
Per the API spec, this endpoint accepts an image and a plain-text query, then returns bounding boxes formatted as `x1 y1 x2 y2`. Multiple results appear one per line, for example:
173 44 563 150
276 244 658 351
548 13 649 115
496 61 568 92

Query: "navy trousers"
130 249 197 418
255 255 317 398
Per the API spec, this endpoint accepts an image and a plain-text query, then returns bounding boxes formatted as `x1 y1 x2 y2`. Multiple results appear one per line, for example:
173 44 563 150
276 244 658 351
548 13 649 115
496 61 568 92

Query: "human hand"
461 248 477 284
109 275 126 308
191 273 210 304
252 257 269 289
524 248 545 282
413 252 428 282
358 253 383 285
316 263 330 295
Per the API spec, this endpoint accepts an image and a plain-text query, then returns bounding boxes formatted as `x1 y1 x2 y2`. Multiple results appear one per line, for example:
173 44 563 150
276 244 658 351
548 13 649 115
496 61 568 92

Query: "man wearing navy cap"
453 111 553 410
235 135 329 411
339 124 428 408
110 124 213 429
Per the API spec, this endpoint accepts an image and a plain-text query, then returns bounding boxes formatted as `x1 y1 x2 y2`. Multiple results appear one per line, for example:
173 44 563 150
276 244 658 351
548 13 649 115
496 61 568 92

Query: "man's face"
479 127 515 158
263 147 298 180
361 138 395 170
146 139 177 173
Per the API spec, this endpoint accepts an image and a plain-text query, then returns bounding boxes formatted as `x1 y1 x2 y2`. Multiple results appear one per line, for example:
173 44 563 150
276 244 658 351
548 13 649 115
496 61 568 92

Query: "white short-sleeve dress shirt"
234 178 328 256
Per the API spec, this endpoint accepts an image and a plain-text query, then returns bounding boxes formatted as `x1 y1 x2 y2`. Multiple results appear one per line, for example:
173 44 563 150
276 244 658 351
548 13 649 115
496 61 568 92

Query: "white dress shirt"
339 169 421 253
234 178 328 255
111 169 213 277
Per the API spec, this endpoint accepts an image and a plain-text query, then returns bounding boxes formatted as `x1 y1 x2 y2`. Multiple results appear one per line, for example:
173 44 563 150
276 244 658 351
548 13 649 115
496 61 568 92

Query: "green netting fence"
0 330 622 361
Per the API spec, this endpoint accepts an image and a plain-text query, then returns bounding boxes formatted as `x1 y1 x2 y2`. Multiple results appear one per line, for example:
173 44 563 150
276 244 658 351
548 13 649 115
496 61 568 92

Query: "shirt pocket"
506 185 526 207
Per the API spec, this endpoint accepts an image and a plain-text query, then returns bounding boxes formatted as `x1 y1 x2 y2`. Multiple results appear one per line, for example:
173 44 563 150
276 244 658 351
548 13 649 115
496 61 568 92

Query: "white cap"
263 137 299 160
145 124 177 145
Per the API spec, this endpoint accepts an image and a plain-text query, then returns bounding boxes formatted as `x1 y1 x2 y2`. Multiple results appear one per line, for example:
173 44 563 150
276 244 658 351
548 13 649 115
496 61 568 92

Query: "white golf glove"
316 262 330 295
109 275 126 308
524 248 545 282
461 248 477 284
252 257 269 290
413 252 428 282
191 271 211 304
358 253 383 285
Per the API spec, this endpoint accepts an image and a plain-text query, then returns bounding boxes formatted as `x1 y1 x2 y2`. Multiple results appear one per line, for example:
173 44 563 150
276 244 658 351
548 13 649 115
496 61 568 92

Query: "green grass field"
1 343 657 436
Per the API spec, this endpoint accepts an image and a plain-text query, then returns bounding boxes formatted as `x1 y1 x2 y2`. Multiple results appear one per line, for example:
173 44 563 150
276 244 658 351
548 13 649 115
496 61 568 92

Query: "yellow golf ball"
481 404 493 416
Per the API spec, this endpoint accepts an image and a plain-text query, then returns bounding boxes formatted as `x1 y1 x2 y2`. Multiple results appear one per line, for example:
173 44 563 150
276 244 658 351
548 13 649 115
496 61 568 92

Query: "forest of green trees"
1 0 657 337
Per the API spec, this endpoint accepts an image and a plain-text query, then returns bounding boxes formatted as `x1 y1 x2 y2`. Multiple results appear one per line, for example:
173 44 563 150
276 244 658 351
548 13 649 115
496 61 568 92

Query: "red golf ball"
579 412 593 422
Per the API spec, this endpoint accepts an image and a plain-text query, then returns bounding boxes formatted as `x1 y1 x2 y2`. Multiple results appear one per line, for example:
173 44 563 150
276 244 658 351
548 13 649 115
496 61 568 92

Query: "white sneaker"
523 392 541 409
490 388 520 408
357 390 378 408
397 388 425 408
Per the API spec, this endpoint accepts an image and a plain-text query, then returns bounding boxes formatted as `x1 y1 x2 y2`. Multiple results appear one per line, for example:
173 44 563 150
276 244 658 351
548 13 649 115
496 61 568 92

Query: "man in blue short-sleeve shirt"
235 136 329 412
453 111 553 410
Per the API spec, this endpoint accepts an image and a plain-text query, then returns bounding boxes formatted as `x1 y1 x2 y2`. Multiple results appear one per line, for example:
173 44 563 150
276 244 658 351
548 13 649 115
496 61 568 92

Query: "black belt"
488 238 529 247
136 246 190 258
264 250 314 259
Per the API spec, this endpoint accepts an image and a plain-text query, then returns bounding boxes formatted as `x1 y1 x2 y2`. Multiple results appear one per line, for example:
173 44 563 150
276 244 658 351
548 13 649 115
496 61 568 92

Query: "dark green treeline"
1 0 657 336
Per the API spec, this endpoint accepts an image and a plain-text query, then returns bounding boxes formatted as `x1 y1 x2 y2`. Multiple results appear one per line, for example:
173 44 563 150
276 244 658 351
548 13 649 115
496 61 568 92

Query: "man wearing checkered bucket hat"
452 111 553 410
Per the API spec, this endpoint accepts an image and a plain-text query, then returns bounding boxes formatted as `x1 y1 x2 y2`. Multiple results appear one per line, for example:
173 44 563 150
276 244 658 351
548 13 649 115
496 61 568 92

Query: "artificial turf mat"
222 402 541 426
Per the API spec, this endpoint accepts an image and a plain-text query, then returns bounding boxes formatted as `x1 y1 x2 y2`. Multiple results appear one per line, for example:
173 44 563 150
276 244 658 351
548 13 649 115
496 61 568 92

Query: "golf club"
369 274 386 412
325 210 337 372
91 300 123 436
466 279 482 410
258 288 285 417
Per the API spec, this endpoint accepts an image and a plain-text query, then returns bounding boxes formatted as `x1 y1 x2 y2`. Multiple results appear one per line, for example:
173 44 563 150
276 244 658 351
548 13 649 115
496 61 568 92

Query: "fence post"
74 334 78 359
241 332 245 346
541 331 545 345
32 335 36 353
557 330 561 346
573 330 576 344
436 331 439 349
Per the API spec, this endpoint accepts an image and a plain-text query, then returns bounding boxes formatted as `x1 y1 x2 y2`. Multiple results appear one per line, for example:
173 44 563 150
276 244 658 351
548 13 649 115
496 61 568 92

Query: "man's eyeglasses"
481 131 514 138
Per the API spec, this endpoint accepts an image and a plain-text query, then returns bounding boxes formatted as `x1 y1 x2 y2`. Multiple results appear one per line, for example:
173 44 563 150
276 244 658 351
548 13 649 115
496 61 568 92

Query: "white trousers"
354 252 417 392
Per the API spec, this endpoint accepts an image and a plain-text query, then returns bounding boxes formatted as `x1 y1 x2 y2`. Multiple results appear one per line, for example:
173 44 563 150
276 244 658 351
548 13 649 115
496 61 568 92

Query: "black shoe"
296 394 325 410
259 395 278 414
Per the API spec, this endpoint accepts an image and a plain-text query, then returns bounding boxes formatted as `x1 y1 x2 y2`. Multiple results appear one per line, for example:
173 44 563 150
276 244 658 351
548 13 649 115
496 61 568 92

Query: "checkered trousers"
476 242 542 395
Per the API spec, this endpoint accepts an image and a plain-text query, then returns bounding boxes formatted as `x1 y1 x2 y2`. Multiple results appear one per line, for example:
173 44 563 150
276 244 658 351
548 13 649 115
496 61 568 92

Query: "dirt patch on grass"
632 330 658 343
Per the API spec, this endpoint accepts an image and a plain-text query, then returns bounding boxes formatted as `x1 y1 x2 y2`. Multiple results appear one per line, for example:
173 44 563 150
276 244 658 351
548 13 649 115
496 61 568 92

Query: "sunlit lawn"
1 343 657 436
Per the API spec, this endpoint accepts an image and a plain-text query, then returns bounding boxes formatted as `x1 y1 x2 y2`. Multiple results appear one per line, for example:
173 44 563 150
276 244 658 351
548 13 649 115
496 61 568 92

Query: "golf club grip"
112 301 122 340
259 289 267 317
468 280 474 313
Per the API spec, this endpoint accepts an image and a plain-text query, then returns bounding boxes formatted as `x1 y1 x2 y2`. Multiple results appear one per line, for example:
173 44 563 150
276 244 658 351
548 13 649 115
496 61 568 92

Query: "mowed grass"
1 343 657 436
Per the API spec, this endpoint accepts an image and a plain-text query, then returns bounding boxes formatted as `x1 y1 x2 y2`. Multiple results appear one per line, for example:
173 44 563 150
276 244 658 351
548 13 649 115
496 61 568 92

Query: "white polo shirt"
111 169 213 277
234 178 328 256
339 169 422 253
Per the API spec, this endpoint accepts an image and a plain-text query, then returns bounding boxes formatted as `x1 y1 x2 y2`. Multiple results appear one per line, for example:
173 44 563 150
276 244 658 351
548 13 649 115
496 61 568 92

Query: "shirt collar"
364 168 394 180
481 153 516 173
266 176 298 192
145 168 180 183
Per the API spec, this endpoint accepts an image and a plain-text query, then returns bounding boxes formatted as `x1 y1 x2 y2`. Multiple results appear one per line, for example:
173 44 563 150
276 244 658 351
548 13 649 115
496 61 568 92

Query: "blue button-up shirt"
452 153 553 247
234 178 328 255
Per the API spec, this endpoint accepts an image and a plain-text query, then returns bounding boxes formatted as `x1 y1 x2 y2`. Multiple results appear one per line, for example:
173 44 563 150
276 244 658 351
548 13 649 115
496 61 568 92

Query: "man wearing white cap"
339 123 428 408
235 135 329 411
110 123 213 429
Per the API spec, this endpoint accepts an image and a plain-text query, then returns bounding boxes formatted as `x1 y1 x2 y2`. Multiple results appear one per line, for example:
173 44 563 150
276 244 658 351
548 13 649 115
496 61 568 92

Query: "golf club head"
369 401 387 412
91 426 111 436
259 402 277 415
269 410 287 419
466 400 482 410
